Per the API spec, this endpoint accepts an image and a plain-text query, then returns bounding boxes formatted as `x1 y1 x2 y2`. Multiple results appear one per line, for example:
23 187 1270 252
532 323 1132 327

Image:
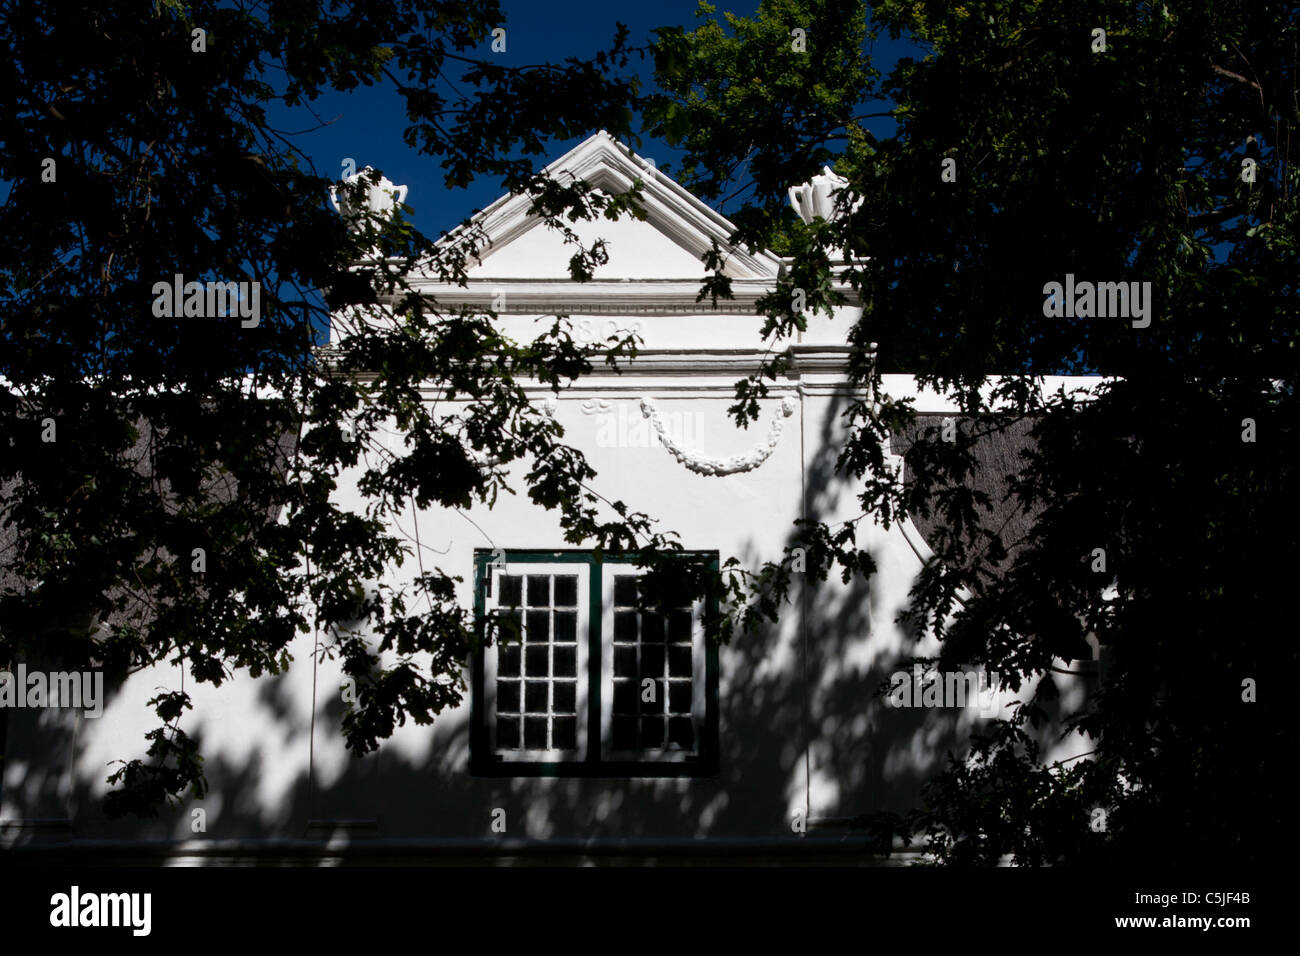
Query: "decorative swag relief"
637 396 797 476
476 397 799 476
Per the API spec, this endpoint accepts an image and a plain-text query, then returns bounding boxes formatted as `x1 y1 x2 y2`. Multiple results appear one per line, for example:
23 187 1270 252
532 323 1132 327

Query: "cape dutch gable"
1 132 1096 863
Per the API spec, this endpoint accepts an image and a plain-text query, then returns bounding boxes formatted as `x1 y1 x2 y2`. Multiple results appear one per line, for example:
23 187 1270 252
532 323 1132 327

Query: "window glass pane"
526 575 550 606
612 679 636 715
668 609 692 643
613 645 636 677
641 679 666 714
553 575 578 607
641 644 665 678
668 716 694 749
552 717 577 750
497 679 520 713
640 717 665 747
524 717 548 749
498 610 522 643
641 611 665 642
614 610 638 642
612 716 636 751
668 645 691 678
499 575 522 608
526 610 550 642
553 681 577 714
524 645 548 677
525 680 549 713
553 645 577 678
554 610 577 642
499 645 521 678
668 680 692 714
613 576 638 607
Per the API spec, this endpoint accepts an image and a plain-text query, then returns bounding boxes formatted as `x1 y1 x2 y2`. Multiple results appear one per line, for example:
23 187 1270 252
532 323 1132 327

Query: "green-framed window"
470 550 719 777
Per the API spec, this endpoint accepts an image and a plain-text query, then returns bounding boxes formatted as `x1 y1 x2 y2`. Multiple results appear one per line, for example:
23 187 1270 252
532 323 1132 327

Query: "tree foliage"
0 0 672 816
650 0 1297 864
3 0 1293 868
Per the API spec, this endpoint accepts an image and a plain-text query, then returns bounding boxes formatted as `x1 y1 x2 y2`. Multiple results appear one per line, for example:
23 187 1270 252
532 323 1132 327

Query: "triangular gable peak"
411 130 788 316
330 133 861 360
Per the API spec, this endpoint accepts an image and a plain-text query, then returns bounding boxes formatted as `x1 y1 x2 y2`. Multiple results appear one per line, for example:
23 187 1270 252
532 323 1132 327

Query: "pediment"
434 131 783 284
334 133 859 334
463 206 710 279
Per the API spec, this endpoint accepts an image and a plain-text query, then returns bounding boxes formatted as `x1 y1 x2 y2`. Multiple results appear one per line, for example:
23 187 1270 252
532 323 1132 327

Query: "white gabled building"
2 131 1093 862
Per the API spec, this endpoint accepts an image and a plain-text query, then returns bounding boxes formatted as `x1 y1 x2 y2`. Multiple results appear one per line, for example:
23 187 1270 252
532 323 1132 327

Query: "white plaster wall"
466 214 708 279
0 127 1103 848
3 367 1098 847
313 385 816 841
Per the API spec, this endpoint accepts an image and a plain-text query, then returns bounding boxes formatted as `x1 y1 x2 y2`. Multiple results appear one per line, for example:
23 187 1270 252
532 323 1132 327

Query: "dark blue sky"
262 1 920 240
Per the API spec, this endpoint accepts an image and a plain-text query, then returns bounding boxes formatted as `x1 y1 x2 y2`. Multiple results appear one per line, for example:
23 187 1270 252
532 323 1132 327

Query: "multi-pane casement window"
471 550 719 776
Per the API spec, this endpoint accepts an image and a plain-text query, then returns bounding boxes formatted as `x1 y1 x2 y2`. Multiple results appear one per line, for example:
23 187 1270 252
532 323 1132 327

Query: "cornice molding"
400 277 861 316
317 346 866 381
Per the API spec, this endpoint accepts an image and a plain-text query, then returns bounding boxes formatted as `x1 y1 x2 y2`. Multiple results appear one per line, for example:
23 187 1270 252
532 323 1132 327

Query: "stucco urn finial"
788 165 861 224
329 166 409 227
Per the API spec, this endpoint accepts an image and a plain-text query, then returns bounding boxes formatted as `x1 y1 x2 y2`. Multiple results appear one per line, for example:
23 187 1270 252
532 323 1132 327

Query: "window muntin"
601 568 704 762
482 563 590 762
472 550 717 776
